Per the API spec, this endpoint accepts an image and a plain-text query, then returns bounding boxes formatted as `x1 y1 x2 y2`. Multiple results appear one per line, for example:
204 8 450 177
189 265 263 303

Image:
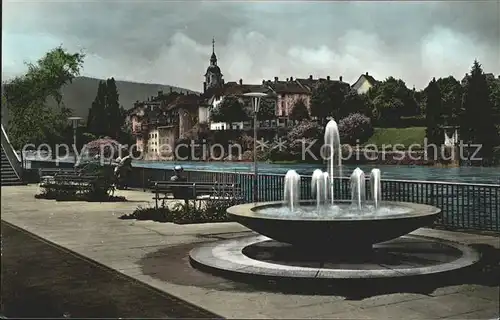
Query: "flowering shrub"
287 120 323 141
286 120 323 161
338 113 374 145
84 137 122 158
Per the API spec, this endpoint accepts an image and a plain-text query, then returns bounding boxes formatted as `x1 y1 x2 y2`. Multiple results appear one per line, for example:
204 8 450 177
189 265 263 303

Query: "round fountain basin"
227 200 441 248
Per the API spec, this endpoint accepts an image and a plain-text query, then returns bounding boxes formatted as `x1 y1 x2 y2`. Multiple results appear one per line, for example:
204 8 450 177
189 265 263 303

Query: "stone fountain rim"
227 200 441 222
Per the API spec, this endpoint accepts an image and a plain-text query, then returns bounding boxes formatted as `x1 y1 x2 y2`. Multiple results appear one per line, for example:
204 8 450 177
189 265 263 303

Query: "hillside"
1 76 198 125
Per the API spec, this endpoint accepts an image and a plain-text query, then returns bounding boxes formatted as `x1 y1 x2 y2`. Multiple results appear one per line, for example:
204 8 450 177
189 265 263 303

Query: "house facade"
264 77 309 127
351 72 378 94
127 38 384 160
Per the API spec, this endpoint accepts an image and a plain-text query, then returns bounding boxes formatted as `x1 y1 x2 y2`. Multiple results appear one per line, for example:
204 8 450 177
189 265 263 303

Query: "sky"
2 0 500 92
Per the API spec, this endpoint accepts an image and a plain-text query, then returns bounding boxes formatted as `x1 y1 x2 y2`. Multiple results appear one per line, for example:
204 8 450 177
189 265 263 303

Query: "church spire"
204 36 223 92
210 37 217 65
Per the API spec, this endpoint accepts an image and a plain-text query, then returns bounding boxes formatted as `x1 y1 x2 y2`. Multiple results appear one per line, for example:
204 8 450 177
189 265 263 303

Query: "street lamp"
243 92 267 203
68 116 83 166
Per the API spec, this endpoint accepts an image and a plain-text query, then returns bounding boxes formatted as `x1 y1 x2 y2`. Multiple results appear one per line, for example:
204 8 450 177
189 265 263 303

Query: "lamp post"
243 92 267 203
68 116 83 166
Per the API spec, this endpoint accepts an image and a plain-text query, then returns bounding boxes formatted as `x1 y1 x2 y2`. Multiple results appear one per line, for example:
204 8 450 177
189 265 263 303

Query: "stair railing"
1 124 23 180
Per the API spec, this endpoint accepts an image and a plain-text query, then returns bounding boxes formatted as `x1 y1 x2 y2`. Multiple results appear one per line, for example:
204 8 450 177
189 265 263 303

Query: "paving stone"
262 300 361 318
442 308 499 319
462 285 500 302
403 292 497 318
2 185 499 319
352 292 427 308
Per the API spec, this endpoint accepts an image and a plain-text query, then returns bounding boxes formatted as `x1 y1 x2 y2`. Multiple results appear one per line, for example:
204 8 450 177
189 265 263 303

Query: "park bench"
149 180 242 209
40 172 103 197
39 168 77 181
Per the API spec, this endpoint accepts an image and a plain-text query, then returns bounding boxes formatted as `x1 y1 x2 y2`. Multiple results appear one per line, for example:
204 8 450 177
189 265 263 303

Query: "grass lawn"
366 127 427 148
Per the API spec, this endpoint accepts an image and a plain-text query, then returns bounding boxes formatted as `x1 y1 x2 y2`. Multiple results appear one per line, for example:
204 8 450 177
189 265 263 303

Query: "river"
133 161 500 185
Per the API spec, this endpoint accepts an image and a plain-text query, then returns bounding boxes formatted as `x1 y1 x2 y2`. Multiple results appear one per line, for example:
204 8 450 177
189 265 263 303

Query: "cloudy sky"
3 0 499 91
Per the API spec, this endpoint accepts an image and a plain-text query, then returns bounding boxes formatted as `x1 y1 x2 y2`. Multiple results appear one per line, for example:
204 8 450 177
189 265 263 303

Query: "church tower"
203 38 224 93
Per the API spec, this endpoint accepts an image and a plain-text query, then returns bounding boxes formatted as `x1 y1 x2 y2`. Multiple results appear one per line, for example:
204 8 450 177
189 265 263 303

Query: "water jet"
190 119 480 281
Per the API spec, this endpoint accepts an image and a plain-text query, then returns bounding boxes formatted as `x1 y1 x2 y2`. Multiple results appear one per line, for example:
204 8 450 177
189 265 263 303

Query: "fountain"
370 168 381 209
350 167 366 210
324 120 341 205
284 170 300 212
190 119 480 281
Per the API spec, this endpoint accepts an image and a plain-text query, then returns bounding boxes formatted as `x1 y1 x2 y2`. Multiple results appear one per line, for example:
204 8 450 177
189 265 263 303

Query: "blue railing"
128 166 500 232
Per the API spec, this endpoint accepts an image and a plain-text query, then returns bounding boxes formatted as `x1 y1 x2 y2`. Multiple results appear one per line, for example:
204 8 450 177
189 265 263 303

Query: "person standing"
115 152 133 189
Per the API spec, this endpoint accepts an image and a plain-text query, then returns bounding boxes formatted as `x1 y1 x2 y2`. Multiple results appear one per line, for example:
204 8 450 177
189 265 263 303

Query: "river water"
134 161 500 185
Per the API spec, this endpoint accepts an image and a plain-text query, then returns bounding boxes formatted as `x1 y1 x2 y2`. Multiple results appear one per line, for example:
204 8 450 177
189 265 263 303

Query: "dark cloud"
3 1 499 91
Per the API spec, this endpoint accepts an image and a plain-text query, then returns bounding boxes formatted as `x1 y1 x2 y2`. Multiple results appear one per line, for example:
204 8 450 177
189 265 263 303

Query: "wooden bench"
149 180 242 209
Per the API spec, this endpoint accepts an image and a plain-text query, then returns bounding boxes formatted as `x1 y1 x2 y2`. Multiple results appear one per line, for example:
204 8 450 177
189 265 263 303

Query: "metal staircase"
1 124 24 186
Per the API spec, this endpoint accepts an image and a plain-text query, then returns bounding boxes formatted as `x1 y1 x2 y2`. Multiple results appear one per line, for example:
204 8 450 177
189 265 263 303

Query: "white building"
351 72 378 94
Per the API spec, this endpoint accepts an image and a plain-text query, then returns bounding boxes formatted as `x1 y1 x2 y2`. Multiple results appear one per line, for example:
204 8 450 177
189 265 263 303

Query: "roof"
202 82 273 100
351 73 379 90
295 77 326 91
166 94 201 111
265 80 309 94
364 74 378 85
205 64 222 76
295 77 350 92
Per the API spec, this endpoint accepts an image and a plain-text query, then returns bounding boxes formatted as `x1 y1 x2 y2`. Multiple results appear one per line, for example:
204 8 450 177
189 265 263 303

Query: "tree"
3 46 85 149
460 60 497 163
289 98 310 121
105 78 125 138
257 97 276 120
86 78 127 140
436 76 462 126
487 77 500 145
341 90 371 118
210 95 249 125
310 80 348 124
424 77 442 146
368 77 417 127
87 81 107 137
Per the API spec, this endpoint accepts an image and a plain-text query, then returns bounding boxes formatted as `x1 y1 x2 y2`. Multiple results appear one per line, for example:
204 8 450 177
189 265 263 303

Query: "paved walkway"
1 222 218 318
1 185 499 319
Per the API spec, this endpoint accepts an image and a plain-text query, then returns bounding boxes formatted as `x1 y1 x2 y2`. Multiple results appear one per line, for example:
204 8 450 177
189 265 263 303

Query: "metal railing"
128 166 500 232
1 124 23 180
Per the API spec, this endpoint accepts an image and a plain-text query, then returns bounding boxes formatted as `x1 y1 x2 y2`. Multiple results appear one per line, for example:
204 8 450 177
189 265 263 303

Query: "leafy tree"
460 60 497 163
424 77 442 146
436 76 462 126
369 77 417 126
3 46 84 149
413 89 426 115
341 90 371 118
310 80 348 124
289 98 310 121
210 95 249 125
487 77 500 144
257 97 276 120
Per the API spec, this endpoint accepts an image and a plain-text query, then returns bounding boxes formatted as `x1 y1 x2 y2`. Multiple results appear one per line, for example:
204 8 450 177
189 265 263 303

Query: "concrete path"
1 222 219 318
1 185 499 319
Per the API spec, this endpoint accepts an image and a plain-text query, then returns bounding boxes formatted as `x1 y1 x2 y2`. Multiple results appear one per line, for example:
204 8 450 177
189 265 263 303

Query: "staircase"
1 124 24 186
1 145 23 185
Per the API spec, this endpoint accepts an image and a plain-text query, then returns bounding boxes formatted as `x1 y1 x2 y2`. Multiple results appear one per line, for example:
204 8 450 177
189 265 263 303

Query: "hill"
1 76 198 125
